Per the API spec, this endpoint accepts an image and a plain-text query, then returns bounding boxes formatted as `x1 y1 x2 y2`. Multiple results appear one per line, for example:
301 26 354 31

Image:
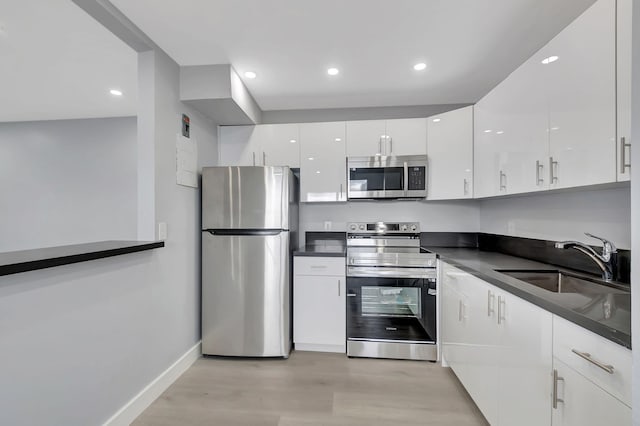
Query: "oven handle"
403 161 409 195
347 266 437 279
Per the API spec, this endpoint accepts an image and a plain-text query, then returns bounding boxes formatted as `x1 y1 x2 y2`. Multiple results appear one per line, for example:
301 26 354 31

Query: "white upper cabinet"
474 97 504 198
345 120 386 157
546 0 616 189
499 51 550 195
218 123 300 167
299 122 347 202
384 118 427 156
260 124 301 168
346 118 426 157
616 0 632 182
427 106 473 200
218 125 260 166
474 0 618 196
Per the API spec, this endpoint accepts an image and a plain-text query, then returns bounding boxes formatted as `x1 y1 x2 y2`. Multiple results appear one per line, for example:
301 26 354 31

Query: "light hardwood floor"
133 351 488 426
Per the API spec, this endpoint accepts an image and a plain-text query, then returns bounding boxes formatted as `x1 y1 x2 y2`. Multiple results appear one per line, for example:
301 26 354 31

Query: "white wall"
0 117 137 252
0 47 218 425
300 200 480 245
479 186 631 249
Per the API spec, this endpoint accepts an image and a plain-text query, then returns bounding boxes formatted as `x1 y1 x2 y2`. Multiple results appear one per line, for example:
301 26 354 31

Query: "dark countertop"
432 247 631 349
0 240 164 277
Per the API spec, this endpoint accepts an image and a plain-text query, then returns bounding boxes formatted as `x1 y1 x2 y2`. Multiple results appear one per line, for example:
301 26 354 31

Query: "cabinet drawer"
294 256 345 276
553 315 631 406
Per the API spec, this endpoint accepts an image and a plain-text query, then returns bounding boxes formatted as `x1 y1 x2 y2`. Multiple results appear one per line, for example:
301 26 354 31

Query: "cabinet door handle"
338 279 341 296
378 138 383 155
463 178 469 195
499 171 506 191
263 152 266 165
252 152 256 166
552 369 565 409
549 156 558 184
571 349 615 374
621 137 631 172
497 295 505 324
487 290 495 317
458 300 463 322
536 160 544 185
389 137 393 154
339 184 343 201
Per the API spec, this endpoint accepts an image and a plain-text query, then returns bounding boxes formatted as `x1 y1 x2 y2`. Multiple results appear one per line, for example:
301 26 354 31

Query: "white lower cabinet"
442 261 631 426
497 289 552 425
552 358 631 426
293 256 345 352
441 262 552 426
551 315 631 425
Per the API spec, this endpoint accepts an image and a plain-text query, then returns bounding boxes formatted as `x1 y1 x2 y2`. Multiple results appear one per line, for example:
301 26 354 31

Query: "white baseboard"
103 341 202 426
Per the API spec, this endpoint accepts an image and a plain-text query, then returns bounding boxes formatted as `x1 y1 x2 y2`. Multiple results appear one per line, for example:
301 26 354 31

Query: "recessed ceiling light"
327 67 339 76
432 118 441 123
484 130 492 133
109 89 123 96
316 170 321 174
496 131 504 135
289 139 297 143
541 56 559 65
308 157 314 161
244 71 257 79
414 62 427 71
335 138 342 142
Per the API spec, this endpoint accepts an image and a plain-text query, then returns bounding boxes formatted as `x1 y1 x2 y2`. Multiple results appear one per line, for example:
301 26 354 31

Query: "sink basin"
495 269 629 294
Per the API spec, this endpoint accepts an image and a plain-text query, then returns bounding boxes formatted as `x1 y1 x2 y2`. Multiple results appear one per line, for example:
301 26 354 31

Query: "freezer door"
202 230 291 357
202 166 291 230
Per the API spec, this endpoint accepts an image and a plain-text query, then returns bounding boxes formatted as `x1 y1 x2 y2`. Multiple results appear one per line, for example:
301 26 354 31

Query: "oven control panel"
347 222 420 234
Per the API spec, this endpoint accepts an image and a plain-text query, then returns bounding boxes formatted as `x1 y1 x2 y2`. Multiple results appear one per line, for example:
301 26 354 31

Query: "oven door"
346 276 436 343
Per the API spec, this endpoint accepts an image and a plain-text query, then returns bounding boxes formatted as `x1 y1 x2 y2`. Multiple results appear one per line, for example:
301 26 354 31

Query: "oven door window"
361 286 421 317
349 167 404 191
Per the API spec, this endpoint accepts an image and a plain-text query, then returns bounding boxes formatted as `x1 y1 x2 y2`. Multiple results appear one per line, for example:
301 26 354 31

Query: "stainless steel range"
346 222 437 361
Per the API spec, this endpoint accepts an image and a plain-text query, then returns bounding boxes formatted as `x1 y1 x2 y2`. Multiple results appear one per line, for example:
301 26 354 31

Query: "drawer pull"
310 265 327 269
571 349 615 374
445 272 468 279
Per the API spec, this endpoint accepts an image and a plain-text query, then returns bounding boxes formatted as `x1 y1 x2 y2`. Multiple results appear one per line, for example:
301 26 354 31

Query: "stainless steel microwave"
347 155 427 200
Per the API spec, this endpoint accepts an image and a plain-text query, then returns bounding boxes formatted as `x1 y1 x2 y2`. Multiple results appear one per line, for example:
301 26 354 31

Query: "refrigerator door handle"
205 229 283 236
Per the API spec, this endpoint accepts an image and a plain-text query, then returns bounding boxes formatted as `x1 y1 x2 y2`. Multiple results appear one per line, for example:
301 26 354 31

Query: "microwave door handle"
403 161 409 195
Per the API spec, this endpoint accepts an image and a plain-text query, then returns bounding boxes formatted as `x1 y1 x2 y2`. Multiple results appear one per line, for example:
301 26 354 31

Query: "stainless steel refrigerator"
201 166 298 357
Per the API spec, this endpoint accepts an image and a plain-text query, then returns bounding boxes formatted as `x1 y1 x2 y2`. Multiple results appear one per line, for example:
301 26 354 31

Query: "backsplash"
306 231 631 284
479 233 630 285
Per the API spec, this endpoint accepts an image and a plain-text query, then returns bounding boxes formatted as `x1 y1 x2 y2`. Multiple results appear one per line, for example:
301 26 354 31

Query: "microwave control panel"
407 167 426 190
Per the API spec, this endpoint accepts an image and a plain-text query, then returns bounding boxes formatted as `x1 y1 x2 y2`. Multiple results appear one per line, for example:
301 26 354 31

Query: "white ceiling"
0 0 137 122
110 0 595 111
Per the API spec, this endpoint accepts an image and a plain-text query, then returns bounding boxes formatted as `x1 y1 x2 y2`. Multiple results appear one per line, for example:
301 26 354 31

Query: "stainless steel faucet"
555 233 618 281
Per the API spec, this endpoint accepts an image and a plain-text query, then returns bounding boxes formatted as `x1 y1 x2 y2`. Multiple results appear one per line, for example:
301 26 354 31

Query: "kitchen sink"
495 269 629 294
